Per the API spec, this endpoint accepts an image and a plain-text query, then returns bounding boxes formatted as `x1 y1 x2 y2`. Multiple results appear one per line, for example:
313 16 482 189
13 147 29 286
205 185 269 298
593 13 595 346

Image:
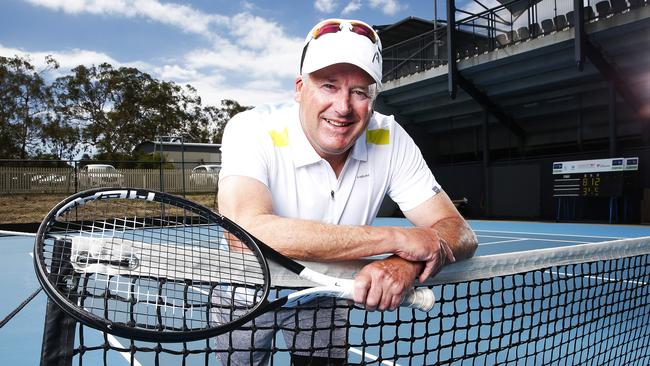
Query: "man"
217 18 477 365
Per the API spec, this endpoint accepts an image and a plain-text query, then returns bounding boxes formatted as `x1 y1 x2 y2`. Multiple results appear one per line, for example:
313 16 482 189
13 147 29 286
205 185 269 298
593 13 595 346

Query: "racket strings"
41 195 268 334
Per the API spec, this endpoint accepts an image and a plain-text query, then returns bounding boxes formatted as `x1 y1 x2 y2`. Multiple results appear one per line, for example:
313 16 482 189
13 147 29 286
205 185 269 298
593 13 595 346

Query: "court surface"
2 219 649 365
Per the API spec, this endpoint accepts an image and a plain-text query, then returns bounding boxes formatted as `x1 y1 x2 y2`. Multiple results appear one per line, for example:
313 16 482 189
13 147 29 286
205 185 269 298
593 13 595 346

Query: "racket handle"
401 288 436 312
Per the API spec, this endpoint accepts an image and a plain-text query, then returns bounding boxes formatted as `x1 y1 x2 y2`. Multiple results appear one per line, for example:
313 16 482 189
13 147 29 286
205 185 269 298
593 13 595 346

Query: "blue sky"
0 0 460 107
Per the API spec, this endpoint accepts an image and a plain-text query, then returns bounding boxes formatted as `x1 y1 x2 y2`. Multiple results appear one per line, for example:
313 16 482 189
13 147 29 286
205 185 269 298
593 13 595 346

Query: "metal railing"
380 0 638 83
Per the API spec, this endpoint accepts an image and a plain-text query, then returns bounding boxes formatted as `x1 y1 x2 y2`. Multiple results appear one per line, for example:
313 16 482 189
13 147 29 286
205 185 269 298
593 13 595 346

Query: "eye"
352 89 370 99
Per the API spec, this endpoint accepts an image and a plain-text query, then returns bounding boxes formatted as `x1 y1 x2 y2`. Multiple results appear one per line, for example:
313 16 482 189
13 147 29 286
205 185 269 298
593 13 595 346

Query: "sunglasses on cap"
309 19 379 45
300 19 382 74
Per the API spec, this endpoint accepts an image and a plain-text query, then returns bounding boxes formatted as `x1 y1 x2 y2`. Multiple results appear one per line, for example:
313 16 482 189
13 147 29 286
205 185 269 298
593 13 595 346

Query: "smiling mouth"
324 118 353 127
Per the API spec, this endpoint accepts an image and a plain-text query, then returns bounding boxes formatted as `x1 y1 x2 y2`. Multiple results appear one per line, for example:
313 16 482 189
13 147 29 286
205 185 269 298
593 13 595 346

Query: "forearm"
236 213 401 261
431 216 478 261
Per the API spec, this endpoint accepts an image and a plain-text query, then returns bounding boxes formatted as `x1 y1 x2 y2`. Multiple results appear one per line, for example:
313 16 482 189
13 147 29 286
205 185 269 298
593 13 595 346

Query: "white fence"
0 167 219 194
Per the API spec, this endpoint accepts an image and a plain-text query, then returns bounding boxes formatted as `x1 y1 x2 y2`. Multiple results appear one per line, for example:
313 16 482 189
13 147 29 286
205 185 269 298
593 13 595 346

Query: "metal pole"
482 109 490 217
447 0 457 99
434 0 439 59
181 137 186 197
159 137 164 192
574 0 585 71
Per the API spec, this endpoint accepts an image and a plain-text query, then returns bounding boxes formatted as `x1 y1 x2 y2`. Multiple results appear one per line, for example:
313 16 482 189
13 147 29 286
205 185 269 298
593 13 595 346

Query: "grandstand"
375 0 650 223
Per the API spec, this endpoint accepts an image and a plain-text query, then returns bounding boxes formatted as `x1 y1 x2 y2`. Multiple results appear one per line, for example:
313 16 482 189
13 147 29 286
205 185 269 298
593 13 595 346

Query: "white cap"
300 19 383 86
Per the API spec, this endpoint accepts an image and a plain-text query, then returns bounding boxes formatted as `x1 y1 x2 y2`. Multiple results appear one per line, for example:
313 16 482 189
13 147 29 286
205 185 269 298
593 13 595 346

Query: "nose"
333 90 352 116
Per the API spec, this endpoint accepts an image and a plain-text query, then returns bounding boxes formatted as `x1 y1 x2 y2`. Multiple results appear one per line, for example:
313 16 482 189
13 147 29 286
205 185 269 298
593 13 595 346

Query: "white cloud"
14 1 306 106
368 0 405 15
0 44 124 73
184 74 294 106
342 0 362 15
0 40 296 107
314 0 337 13
154 64 200 82
185 12 303 80
24 0 229 37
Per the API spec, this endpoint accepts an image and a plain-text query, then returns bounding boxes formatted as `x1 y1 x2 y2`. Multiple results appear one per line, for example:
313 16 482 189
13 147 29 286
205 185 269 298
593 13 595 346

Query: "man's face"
295 63 375 163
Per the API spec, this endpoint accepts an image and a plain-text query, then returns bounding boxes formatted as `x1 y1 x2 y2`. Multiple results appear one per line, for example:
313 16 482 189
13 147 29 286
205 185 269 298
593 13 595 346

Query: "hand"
352 256 421 311
393 227 455 282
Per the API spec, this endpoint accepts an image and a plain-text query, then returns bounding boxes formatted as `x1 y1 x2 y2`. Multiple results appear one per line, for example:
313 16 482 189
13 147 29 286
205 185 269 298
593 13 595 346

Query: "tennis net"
41 236 650 365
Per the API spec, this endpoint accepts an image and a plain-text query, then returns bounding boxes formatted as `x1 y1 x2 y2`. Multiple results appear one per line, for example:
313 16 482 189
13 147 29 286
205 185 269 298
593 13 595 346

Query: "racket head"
33 188 272 342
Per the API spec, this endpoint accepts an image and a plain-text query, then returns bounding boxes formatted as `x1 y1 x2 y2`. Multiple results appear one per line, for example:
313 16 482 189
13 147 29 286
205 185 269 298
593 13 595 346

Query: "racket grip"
401 288 435 312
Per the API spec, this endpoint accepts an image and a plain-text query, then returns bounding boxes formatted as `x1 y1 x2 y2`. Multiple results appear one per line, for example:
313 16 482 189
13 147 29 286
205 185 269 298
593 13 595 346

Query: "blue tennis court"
2 219 649 365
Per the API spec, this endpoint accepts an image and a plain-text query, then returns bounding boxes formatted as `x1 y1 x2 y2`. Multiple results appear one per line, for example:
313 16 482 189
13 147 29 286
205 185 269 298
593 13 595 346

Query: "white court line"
478 238 527 246
477 234 591 245
547 270 648 286
0 230 37 236
105 333 144 366
474 229 622 240
348 347 401 366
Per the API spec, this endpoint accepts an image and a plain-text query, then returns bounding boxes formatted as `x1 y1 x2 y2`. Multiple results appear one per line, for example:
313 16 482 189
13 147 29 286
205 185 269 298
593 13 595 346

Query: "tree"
40 116 82 160
0 55 57 159
1 56 250 161
187 99 251 144
52 63 213 159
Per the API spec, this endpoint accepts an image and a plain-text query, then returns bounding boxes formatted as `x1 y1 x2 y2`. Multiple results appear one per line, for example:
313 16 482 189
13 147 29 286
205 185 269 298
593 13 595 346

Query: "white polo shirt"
219 101 441 226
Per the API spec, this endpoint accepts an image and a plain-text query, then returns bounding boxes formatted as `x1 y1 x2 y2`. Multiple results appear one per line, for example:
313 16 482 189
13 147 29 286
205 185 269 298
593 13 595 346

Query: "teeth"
324 118 349 127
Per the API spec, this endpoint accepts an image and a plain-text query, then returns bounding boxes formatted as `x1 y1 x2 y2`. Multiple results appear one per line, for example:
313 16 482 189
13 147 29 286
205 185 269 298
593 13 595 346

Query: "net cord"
269 236 650 287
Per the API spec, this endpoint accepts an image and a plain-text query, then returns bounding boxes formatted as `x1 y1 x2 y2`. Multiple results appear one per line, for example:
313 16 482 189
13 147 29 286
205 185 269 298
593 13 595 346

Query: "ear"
294 76 304 103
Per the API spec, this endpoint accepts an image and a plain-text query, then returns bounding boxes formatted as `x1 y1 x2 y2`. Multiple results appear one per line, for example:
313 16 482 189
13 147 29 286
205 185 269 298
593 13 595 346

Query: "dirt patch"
0 193 218 224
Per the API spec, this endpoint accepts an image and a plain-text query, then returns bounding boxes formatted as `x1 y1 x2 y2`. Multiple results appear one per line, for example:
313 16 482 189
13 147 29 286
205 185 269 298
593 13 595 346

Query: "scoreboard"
552 158 639 198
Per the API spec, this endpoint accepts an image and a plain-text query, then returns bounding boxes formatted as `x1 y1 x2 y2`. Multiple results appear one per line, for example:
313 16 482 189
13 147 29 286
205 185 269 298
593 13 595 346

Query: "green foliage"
0 55 59 159
0 55 252 161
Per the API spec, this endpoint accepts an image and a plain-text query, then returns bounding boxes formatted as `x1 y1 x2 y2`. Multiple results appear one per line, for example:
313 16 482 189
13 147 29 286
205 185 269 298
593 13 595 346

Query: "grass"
0 192 218 224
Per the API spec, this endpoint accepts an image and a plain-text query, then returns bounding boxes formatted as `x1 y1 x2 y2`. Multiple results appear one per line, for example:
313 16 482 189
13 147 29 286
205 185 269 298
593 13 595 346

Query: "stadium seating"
628 0 643 8
596 1 613 18
554 15 568 30
496 33 508 47
566 11 575 27
529 23 542 37
610 0 629 13
508 30 520 43
541 18 555 34
586 6 597 20
517 26 530 41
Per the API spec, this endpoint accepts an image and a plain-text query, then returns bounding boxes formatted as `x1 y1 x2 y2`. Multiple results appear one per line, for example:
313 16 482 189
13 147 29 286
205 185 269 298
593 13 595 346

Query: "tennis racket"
34 188 435 343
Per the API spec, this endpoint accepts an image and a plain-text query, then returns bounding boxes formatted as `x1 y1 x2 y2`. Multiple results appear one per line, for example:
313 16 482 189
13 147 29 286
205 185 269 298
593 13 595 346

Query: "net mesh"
45 238 650 366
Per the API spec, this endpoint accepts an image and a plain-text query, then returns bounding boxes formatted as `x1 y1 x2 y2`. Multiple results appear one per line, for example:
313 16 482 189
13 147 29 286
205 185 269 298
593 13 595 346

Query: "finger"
378 289 393 311
381 282 403 311
353 275 371 305
389 292 402 311
365 281 383 311
419 260 436 283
